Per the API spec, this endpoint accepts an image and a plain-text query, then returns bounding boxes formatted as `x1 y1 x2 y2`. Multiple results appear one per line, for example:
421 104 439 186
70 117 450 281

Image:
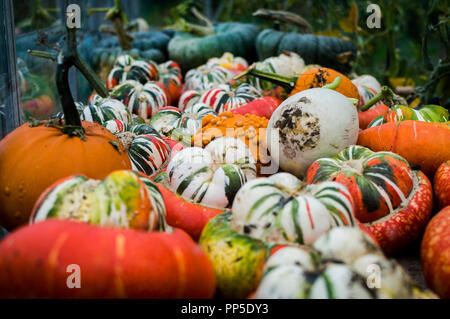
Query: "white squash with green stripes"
185 63 234 91
231 172 356 245
255 246 375 299
166 137 256 209
150 103 216 136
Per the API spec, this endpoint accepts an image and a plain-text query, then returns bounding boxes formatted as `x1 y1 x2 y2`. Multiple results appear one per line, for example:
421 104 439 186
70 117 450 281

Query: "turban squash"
306 145 434 255
0 219 216 298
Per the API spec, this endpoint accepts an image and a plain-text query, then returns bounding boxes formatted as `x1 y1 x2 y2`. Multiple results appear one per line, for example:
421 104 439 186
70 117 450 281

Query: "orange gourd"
358 121 450 179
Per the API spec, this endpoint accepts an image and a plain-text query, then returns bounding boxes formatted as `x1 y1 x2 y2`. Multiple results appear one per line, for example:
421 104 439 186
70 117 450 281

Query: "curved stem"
361 86 394 111
174 18 215 37
323 76 342 90
191 7 213 28
253 9 313 33
234 64 297 89
27 50 57 61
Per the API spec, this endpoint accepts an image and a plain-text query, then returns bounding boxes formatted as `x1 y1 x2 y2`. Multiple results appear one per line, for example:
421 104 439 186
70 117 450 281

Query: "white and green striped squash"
231 172 357 245
313 227 415 299
185 63 234 91
110 80 169 119
31 170 168 232
106 54 159 90
78 96 132 124
249 52 305 92
149 103 216 136
255 246 376 299
104 119 171 177
199 83 263 113
166 137 257 209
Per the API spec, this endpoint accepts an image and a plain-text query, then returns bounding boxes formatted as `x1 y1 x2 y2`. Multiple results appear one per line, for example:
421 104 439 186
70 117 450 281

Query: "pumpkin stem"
234 64 297 89
361 86 395 111
190 7 213 28
27 50 57 61
322 76 342 90
253 9 313 33
174 18 215 37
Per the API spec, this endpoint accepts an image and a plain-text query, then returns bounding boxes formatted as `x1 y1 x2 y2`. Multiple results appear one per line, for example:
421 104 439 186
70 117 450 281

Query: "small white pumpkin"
266 88 359 178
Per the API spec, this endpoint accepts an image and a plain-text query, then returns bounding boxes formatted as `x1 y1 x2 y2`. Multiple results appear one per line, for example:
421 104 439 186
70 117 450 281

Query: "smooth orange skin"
0 219 216 298
358 103 390 129
367 171 433 256
358 121 450 179
434 161 450 208
421 206 450 299
289 67 359 100
0 121 132 230
157 184 224 240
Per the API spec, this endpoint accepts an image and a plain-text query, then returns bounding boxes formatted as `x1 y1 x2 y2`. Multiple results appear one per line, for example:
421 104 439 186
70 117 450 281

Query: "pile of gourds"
0 9 449 300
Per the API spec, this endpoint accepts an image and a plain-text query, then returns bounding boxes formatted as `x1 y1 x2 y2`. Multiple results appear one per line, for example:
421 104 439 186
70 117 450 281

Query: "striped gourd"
368 104 450 128
255 246 375 299
306 145 415 223
200 83 263 113
178 89 202 111
31 170 168 232
249 52 305 93
157 60 183 104
110 80 169 119
166 137 257 209
184 63 234 91
104 119 171 177
106 54 159 90
78 96 132 124
150 103 216 136
231 172 356 245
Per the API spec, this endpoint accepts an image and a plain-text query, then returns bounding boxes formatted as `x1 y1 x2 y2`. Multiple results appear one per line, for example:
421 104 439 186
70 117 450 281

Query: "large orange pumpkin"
0 122 131 230
0 25 132 230
0 219 216 298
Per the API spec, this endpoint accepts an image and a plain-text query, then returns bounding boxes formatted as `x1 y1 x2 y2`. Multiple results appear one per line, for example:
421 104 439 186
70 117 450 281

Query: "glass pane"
14 0 63 121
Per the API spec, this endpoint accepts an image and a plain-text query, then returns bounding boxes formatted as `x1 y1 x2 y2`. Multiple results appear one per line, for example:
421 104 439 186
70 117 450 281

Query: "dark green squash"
255 29 357 73
168 22 260 72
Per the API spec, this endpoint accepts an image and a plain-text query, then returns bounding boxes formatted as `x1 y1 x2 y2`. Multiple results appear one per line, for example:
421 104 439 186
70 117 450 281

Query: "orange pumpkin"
358 121 450 179
0 121 131 230
289 67 359 99
235 66 359 100
434 161 450 208
0 219 216 298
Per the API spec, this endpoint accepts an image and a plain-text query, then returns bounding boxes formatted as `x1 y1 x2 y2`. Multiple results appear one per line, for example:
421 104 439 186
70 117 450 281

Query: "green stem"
322 76 342 90
174 18 215 37
361 86 394 111
234 64 297 89
27 50 57 61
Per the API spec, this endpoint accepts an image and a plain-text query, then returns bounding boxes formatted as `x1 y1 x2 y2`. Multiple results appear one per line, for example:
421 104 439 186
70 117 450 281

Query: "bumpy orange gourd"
434 161 450 208
290 67 359 99
0 121 131 230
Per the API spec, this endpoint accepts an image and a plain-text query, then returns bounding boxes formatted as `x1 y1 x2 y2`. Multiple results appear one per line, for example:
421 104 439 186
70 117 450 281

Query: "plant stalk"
360 86 394 111
234 64 297 89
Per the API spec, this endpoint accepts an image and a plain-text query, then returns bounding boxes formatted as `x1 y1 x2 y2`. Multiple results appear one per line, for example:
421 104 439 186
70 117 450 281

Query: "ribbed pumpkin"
368 104 449 127
31 170 167 232
231 172 357 245
106 54 159 90
184 63 234 91
0 219 216 298
166 137 257 209
110 80 169 119
358 121 450 178
104 120 171 177
199 83 263 113
149 103 216 137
